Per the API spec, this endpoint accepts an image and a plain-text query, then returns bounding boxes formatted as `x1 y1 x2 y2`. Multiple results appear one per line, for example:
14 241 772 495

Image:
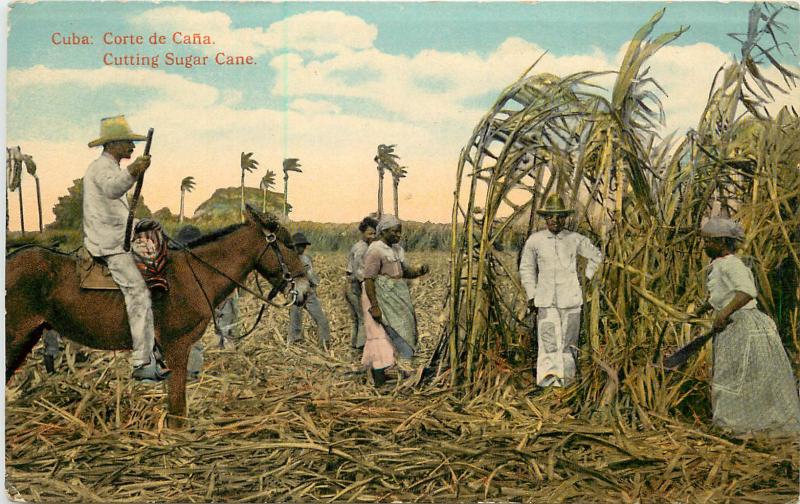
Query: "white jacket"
82 152 136 256
519 229 602 308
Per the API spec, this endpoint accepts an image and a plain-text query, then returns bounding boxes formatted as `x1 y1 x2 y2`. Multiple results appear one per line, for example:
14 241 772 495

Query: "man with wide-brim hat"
288 232 331 348
83 115 168 382
536 194 575 217
519 193 602 388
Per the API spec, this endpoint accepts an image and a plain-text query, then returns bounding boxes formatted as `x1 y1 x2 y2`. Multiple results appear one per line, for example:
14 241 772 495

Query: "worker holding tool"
688 217 800 435
83 115 168 383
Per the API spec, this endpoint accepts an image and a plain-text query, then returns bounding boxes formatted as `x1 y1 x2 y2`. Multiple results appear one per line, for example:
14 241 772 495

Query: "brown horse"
5 205 309 425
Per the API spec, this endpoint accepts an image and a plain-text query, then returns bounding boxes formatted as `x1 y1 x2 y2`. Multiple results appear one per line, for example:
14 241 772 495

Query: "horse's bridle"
172 230 304 338
254 231 301 308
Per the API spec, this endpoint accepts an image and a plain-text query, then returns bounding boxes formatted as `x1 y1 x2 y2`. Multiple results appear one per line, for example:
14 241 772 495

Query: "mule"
5 205 309 426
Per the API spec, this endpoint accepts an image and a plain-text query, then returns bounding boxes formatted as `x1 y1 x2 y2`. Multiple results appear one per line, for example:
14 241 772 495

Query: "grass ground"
5 251 799 502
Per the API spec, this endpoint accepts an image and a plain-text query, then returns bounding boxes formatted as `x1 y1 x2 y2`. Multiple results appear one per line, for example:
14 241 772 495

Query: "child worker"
287 232 331 349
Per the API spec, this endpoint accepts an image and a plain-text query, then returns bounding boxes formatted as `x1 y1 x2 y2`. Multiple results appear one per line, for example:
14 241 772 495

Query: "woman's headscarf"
701 217 744 240
377 214 401 234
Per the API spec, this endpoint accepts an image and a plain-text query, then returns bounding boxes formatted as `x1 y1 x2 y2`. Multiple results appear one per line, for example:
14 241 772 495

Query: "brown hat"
537 194 574 216
88 115 147 148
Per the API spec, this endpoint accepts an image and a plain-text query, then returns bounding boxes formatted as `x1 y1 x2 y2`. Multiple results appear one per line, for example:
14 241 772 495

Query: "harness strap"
166 230 300 340
232 274 268 340
183 251 223 335
166 231 298 308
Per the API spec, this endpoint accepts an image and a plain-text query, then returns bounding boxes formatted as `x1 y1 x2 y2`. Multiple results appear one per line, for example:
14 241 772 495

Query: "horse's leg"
6 321 47 382
162 326 203 428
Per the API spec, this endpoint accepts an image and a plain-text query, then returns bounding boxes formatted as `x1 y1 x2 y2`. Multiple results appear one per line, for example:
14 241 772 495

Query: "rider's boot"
132 358 171 383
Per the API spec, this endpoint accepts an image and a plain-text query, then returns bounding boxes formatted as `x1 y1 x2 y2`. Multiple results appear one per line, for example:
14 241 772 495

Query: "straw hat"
536 194 574 216
88 115 147 148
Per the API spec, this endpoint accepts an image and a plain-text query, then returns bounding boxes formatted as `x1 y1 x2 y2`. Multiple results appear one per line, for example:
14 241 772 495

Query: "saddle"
78 223 169 292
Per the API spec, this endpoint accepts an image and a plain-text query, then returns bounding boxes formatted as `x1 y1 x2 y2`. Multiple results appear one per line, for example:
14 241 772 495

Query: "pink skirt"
360 289 395 370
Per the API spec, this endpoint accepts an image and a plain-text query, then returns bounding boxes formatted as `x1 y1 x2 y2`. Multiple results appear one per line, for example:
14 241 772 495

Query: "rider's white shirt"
82 152 137 256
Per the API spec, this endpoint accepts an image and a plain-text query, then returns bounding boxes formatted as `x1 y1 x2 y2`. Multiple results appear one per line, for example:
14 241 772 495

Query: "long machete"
663 327 721 369
123 128 154 252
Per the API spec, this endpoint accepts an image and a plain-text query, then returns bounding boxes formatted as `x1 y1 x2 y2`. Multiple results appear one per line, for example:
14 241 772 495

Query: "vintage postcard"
5 1 800 502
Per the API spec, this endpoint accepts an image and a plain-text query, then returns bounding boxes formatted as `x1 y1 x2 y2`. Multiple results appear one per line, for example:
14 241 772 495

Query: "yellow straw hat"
536 194 574 216
88 115 147 148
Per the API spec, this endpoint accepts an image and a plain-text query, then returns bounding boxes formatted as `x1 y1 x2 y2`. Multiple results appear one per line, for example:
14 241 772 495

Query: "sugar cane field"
5 250 799 502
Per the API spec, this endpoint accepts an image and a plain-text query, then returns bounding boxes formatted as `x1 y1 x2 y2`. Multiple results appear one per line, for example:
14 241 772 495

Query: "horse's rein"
168 231 302 337
173 232 300 305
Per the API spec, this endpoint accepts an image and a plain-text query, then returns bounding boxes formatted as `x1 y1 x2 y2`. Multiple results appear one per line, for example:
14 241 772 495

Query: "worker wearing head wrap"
697 217 800 435
360 215 429 386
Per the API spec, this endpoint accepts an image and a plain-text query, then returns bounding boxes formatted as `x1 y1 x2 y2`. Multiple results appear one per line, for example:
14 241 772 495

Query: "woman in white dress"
699 218 800 435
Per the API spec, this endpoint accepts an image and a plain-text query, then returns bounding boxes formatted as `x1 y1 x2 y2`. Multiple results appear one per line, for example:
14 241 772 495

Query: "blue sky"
7 2 765 64
5 1 799 226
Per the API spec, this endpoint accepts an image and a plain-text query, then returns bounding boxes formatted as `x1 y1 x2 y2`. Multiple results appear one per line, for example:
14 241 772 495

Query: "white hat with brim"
88 115 147 148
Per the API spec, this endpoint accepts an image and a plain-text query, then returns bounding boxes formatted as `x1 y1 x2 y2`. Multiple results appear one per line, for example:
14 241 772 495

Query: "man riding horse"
84 115 169 382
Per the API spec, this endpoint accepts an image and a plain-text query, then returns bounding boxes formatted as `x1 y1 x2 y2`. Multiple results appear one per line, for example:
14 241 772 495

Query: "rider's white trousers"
105 252 155 367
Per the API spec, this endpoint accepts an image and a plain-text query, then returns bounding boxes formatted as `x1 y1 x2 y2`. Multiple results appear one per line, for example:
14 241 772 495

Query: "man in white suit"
519 194 602 387
83 115 168 382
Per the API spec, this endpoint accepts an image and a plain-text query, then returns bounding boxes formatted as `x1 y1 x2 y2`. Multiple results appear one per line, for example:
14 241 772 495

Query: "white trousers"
105 253 155 367
536 307 582 387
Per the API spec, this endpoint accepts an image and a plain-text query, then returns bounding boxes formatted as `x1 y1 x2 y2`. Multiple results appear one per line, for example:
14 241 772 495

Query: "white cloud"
130 7 273 57
129 7 377 57
266 11 377 56
11 7 797 230
8 65 220 107
268 37 616 125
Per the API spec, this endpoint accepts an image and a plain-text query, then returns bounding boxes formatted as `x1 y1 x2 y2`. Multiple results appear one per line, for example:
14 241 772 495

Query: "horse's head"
244 205 310 306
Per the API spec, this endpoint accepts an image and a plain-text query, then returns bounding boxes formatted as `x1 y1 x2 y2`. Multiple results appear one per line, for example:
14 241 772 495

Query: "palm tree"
22 154 42 233
6 148 13 232
282 158 302 218
7 146 24 235
390 165 408 218
374 144 399 218
240 152 259 222
179 176 196 223
260 169 277 213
